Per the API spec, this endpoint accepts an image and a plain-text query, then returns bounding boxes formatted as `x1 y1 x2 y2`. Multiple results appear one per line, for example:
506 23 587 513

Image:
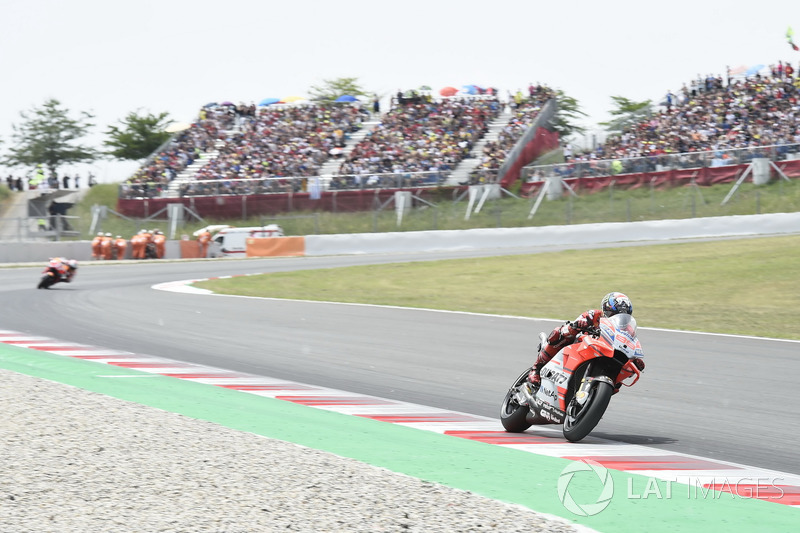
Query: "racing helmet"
601 292 633 317
67 259 78 269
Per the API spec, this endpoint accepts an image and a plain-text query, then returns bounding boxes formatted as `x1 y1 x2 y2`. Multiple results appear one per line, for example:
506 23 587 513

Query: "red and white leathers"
529 309 603 385
48 257 74 282
529 308 645 385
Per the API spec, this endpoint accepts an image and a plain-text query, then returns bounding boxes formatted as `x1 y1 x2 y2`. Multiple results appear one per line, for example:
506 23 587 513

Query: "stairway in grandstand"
161 117 382 197
316 116 381 177
443 107 514 186
162 138 227 198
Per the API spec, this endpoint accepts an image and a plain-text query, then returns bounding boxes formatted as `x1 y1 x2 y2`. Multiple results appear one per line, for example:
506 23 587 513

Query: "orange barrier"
246 236 306 257
180 240 205 258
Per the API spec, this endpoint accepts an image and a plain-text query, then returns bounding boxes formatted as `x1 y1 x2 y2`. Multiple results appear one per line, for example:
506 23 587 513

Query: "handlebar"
580 326 601 338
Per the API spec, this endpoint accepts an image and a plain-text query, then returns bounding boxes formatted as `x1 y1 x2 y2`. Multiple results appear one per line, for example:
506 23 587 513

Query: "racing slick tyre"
562 380 613 442
500 368 534 433
38 275 56 289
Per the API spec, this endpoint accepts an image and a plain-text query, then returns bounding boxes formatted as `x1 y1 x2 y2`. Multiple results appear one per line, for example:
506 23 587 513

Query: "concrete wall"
304 212 800 256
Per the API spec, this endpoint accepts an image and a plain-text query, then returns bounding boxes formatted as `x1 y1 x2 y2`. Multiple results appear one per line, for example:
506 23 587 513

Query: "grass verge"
195 234 800 340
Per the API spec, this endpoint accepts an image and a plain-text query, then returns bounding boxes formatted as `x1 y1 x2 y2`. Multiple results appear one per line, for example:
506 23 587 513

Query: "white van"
208 225 284 258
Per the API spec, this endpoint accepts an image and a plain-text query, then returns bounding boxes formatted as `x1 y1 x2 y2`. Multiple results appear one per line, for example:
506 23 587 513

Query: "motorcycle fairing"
599 314 644 359
535 351 571 412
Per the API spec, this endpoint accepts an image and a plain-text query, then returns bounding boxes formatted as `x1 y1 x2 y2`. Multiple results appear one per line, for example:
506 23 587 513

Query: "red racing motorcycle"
37 260 77 289
500 313 644 442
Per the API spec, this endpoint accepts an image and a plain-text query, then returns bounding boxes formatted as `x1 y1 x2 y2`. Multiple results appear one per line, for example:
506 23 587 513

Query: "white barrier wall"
0 241 183 263
304 213 800 256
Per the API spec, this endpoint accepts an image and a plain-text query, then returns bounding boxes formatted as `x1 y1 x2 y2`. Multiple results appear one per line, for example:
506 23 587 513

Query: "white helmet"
105 233 112 237
67 260 78 269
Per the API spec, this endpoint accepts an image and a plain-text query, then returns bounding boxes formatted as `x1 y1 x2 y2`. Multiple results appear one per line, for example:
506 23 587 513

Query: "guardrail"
522 143 800 182
118 171 451 199
0 216 80 242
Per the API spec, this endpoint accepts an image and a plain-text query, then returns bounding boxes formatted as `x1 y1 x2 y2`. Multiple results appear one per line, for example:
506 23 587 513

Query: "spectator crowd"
180 103 367 196
4 172 95 192
119 64 800 199
122 106 231 198
331 96 503 189
547 63 800 179
469 84 556 184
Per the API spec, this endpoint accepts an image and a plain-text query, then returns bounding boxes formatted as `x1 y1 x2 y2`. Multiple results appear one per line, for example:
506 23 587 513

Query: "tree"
104 110 172 161
3 99 97 177
599 96 653 135
308 77 368 103
549 90 588 139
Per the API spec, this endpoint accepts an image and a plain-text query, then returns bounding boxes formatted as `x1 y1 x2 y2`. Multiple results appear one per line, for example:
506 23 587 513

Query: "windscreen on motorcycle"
599 313 643 358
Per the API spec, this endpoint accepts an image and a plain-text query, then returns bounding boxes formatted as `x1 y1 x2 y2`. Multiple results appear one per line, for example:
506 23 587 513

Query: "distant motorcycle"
37 259 78 289
500 313 643 442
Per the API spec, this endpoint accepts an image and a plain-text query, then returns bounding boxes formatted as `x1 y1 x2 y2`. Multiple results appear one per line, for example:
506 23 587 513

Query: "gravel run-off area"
0 369 589 533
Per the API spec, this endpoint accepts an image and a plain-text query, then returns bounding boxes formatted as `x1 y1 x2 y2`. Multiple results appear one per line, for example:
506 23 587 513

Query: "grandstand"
117 69 800 220
117 89 559 218
520 69 800 197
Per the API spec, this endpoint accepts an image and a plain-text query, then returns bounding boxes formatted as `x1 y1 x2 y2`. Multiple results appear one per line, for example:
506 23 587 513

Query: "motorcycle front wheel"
562 380 613 442
500 368 534 433
37 275 56 289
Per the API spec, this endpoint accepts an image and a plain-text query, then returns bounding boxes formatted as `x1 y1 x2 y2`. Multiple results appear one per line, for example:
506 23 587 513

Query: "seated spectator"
335 96 503 189
121 106 232 197
566 68 800 174
183 103 365 195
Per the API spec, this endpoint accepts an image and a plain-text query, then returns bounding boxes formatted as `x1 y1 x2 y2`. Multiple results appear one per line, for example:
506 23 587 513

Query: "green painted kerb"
1 344 795 533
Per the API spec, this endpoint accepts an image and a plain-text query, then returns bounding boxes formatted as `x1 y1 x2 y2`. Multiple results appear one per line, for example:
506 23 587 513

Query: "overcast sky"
2 0 797 182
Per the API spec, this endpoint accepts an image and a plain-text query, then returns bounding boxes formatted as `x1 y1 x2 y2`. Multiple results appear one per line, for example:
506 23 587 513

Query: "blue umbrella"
259 97 281 106
335 94 358 102
203 102 218 108
745 64 765 76
460 85 478 95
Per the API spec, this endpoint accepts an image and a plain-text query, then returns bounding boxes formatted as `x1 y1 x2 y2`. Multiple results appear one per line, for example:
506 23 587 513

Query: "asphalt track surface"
2 244 798 476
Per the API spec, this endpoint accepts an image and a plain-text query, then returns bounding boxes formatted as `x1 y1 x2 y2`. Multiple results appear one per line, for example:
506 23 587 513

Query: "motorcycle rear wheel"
500 368 534 433
562 380 613 442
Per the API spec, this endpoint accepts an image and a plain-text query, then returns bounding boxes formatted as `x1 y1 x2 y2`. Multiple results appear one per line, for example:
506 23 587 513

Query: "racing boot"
527 351 549 389
528 338 563 388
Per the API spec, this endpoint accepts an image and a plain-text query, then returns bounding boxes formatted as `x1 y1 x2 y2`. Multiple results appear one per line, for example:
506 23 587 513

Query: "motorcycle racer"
48 257 78 282
528 292 645 387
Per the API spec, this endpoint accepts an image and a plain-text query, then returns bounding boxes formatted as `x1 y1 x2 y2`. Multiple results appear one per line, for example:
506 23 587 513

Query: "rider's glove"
571 317 590 331
632 358 645 371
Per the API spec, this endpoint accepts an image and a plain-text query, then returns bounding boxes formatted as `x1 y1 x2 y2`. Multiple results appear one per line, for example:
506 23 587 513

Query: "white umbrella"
165 122 193 133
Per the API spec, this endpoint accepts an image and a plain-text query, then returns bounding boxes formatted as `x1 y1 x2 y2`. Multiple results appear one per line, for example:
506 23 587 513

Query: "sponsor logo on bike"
541 386 558 399
541 367 568 384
